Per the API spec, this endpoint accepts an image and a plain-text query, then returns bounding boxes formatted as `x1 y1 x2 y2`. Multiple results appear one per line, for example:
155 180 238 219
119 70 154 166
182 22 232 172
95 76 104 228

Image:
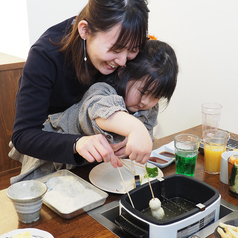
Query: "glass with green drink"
174 134 200 177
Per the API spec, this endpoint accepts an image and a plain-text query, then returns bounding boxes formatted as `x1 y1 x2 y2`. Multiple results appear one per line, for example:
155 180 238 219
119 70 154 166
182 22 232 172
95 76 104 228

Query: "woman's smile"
106 61 118 69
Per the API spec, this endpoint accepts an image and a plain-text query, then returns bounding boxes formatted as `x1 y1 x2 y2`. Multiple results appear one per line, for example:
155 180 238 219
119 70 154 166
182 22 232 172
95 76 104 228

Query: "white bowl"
6 180 47 223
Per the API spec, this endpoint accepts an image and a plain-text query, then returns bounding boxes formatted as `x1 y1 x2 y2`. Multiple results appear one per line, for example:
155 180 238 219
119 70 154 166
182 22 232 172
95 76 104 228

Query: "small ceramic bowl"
6 180 47 223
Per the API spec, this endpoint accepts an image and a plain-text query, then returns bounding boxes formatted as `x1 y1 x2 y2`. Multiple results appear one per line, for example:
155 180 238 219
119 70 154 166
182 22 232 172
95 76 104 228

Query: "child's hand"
126 127 152 164
95 111 153 164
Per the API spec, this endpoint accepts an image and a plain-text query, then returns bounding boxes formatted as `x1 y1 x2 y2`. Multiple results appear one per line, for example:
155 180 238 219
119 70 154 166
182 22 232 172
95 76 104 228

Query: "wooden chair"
0 53 25 172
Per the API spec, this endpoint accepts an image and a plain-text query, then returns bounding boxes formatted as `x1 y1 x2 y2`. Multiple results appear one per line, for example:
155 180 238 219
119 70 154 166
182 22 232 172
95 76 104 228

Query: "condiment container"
220 151 238 184
228 155 238 197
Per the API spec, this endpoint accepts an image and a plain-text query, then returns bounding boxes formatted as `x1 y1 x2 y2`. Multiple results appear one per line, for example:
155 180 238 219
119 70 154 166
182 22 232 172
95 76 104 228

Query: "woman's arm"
12 19 89 166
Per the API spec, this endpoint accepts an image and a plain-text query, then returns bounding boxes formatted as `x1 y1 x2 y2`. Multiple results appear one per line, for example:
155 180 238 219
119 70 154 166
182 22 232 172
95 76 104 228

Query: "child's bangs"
143 77 170 112
143 76 168 99
143 76 163 99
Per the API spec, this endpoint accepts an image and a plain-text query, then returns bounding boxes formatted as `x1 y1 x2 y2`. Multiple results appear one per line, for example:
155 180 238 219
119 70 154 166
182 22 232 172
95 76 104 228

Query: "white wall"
148 0 238 139
0 0 29 58
0 0 88 59
1 0 238 139
26 0 88 47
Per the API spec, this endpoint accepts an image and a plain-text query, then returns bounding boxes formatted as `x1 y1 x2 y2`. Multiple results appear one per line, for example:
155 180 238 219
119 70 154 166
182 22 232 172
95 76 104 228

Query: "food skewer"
131 160 136 174
119 159 138 175
144 164 155 199
130 160 141 187
122 159 144 168
117 167 135 208
120 159 141 187
143 164 165 219
119 160 164 218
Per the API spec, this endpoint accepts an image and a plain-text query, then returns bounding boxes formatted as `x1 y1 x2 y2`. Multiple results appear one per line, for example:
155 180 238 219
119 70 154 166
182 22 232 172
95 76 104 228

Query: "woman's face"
86 24 139 75
125 80 159 113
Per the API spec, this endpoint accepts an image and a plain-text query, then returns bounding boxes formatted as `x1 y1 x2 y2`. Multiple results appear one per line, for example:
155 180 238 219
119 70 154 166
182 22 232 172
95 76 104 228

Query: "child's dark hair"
101 40 178 107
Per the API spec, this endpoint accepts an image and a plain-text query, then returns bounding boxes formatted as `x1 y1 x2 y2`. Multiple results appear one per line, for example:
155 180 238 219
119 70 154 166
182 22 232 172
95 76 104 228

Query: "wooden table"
0 125 237 237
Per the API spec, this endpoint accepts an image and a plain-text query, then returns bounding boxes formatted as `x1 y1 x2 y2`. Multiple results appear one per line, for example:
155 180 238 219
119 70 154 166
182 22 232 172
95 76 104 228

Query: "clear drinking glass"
201 102 222 133
174 134 200 177
203 129 230 174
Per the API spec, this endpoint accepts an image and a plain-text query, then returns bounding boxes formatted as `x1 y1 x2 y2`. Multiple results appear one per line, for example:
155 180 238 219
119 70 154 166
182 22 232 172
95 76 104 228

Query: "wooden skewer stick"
144 164 155 200
131 160 136 174
119 159 137 175
117 167 135 208
122 159 144 168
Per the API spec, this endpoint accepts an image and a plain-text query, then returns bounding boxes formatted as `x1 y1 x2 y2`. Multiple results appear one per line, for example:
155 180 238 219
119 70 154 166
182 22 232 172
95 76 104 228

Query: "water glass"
201 102 222 133
174 134 200 177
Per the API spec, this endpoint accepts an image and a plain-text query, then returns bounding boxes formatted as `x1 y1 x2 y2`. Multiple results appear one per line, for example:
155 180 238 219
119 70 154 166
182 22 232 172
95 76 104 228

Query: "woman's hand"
75 134 123 168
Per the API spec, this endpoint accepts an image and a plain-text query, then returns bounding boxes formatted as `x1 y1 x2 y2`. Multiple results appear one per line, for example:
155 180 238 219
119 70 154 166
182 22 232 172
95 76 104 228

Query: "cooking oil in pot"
142 197 196 221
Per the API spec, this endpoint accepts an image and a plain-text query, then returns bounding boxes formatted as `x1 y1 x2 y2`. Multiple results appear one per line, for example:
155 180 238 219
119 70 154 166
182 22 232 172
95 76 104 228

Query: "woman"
11 0 149 169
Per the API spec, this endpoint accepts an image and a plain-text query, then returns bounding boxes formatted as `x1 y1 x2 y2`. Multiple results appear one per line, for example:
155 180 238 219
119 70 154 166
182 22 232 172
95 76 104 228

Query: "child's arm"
95 111 153 164
135 104 159 141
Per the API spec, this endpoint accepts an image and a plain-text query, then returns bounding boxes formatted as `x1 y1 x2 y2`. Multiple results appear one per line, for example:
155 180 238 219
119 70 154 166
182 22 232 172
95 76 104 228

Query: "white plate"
149 141 175 168
0 228 54 238
89 159 164 194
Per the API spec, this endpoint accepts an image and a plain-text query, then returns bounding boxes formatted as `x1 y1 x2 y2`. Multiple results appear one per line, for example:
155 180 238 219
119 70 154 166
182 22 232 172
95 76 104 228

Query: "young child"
9 39 178 183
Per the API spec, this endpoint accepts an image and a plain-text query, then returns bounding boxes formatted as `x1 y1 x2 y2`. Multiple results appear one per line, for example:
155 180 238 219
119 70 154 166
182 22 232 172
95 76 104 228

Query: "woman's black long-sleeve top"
11 17 89 165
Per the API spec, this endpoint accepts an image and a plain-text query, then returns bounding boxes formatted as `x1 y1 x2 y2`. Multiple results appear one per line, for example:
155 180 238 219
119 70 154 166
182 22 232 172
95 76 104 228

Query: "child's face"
125 79 159 113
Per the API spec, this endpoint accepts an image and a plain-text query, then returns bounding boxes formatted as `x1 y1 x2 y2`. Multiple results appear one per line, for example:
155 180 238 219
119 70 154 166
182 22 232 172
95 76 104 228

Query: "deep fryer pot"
115 174 220 238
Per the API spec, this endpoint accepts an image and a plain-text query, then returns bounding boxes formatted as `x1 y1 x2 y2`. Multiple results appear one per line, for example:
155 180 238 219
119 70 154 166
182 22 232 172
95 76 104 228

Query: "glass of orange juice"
203 129 230 174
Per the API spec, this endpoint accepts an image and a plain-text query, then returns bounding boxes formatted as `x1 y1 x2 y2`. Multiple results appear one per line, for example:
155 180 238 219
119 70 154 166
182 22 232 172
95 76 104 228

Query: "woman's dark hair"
59 0 149 85
101 40 178 108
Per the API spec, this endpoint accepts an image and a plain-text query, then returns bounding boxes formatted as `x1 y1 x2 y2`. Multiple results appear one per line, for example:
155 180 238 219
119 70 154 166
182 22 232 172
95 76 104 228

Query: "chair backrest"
0 53 25 172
